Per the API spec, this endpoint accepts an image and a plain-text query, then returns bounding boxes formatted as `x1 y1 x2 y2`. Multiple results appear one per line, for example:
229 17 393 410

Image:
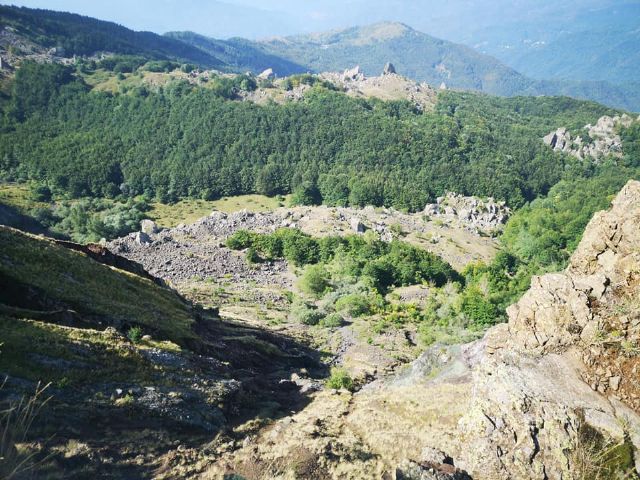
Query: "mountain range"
0 5 638 111
169 22 640 111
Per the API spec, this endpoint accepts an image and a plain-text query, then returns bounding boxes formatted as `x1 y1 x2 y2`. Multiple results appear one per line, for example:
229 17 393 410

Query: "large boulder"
258 68 275 80
350 217 365 234
134 231 152 245
140 219 159 235
343 65 364 81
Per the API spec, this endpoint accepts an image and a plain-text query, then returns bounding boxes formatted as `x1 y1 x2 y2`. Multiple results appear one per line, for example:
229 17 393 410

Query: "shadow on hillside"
1 307 328 479
0 202 51 236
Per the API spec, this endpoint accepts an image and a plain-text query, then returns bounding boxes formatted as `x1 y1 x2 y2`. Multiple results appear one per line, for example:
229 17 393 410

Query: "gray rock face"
543 114 634 160
134 231 151 245
383 62 397 75
454 180 640 479
342 65 365 81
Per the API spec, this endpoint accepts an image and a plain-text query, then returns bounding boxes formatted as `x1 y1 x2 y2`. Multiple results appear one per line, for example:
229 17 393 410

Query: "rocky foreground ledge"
441 179 640 478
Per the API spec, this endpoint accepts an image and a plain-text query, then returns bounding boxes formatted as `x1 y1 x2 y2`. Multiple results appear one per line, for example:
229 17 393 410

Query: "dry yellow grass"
147 194 290 228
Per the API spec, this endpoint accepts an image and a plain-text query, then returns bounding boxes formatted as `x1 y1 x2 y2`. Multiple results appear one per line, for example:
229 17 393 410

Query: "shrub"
290 302 323 326
417 323 437 346
127 326 143 343
459 287 498 326
30 184 52 202
279 230 319 266
226 229 255 250
319 313 344 328
335 293 371 317
325 367 354 391
245 247 262 264
298 264 330 298
290 181 322 206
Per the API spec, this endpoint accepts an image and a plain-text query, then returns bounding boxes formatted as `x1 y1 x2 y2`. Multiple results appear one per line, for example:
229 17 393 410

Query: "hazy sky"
1 0 627 41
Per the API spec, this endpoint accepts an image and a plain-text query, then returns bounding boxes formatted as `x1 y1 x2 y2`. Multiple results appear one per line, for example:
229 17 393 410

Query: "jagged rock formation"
424 192 511 233
342 65 364 81
206 181 640 479
319 69 437 111
454 180 640 478
383 62 396 75
543 114 637 160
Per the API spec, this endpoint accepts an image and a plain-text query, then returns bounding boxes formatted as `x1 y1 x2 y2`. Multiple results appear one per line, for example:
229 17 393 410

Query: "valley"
0 3 639 479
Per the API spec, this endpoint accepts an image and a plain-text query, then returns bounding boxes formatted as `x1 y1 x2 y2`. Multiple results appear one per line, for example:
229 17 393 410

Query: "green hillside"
0 226 197 345
0 5 223 67
0 62 620 213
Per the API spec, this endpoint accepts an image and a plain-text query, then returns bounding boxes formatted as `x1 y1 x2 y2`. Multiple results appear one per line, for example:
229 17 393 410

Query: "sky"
1 0 626 41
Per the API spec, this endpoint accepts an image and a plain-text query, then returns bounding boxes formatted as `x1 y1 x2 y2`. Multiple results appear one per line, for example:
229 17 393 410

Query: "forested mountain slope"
0 61 623 212
0 5 223 67
171 22 532 96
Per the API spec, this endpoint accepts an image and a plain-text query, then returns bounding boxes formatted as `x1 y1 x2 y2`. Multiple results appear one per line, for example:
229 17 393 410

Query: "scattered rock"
424 192 511 233
396 459 472 480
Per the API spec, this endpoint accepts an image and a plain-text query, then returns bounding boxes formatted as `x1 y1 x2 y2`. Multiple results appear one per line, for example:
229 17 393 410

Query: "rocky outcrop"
383 62 396 75
452 180 640 478
543 114 635 160
257 68 275 80
53 237 161 285
424 192 511 233
320 69 437 111
342 65 364 81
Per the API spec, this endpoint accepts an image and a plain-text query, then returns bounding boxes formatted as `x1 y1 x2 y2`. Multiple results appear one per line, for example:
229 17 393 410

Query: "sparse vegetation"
0 381 52 480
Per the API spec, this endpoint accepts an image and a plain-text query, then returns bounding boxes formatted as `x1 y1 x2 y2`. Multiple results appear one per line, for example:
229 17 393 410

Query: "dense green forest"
0 62 620 213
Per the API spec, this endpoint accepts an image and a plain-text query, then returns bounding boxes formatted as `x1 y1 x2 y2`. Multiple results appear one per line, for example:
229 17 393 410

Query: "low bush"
290 301 324 326
325 367 354 391
298 264 330 298
335 293 372 317
319 313 344 328
126 326 143 343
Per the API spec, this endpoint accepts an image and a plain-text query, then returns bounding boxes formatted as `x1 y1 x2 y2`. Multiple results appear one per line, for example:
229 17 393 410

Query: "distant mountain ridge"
170 22 639 111
0 5 223 67
0 5 637 111
462 2 640 86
